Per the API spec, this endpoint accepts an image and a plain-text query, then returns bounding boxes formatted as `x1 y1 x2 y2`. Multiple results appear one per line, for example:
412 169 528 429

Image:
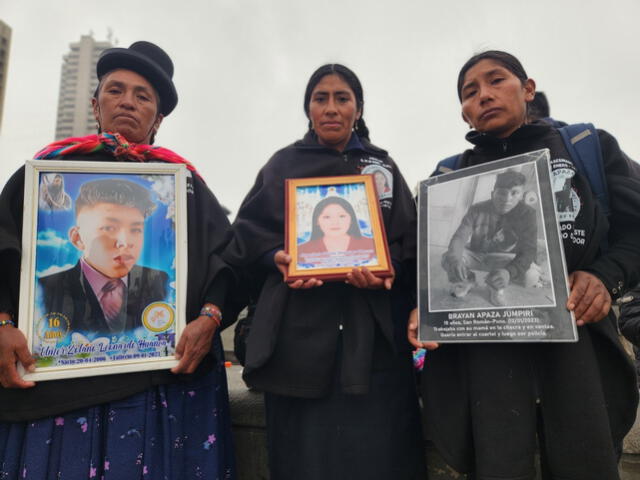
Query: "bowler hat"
97 41 178 116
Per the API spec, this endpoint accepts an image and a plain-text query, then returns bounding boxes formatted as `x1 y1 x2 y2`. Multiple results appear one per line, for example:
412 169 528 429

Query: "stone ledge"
228 376 266 428
226 365 640 479
624 396 640 454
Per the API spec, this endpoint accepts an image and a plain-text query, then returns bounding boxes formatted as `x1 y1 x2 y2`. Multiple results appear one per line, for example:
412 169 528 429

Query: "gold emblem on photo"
38 312 71 341
142 302 175 332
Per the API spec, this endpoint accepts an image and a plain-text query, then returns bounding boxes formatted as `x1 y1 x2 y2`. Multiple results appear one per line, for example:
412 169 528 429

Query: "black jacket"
224 132 417 397
422 122 640 479
39 262 168 335
619 287 640 346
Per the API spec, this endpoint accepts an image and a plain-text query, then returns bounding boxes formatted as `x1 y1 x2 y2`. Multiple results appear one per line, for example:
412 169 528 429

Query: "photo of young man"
426 164 555 312
38 178 169 336
441 170 539 306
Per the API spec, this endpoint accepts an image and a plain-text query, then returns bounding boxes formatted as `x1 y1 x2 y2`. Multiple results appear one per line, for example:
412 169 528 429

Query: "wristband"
199 305 222 327
0 311 15 327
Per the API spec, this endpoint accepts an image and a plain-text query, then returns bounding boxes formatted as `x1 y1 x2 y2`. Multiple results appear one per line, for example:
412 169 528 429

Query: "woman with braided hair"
0 41 235 479
224 63 424 479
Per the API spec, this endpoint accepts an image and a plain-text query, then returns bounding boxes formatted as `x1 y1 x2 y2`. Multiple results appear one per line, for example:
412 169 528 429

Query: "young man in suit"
39 178 168 336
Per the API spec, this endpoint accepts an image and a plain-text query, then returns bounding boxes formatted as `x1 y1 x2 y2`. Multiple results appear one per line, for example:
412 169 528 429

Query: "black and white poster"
418 149 577 343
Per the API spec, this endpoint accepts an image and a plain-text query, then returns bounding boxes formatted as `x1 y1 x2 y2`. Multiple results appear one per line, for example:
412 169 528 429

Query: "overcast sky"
1 0 639 215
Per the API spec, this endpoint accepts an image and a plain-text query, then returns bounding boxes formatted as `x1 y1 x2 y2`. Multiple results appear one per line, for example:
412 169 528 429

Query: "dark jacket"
423 122 640 479
619 287 640 346
39 262 168 335
0 150 233 421
223 132 417 398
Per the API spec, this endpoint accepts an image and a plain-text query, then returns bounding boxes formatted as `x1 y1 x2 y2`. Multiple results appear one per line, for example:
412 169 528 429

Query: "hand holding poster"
418 149 577 342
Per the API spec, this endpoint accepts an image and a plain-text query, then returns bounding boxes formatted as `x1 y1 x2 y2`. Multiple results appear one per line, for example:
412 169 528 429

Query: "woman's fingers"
274 250 291 277
407 309 422 349
566 271 611 325
345 267 388 289
0 328 36 388
407 309 440 350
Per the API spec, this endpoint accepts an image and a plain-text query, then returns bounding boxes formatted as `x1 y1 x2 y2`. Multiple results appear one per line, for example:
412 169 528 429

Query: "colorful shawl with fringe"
34 132 202 179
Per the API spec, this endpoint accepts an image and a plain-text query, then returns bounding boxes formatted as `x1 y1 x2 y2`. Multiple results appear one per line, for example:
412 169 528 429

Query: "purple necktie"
99 278 125 326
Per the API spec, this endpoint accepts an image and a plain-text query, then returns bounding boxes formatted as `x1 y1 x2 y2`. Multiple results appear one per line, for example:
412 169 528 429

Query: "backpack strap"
558 123 610 217
558 123 609 252
433 154 463 176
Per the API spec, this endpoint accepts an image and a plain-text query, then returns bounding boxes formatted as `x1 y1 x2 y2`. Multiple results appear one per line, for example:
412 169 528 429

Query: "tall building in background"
0 20 12 133
55 34 112 140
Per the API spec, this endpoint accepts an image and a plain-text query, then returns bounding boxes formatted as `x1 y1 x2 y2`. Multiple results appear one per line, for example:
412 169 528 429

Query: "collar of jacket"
293 130 388 157
465 121 552 151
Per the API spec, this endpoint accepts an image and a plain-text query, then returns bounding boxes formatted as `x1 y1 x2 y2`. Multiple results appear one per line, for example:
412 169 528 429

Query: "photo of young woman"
297 196 377 269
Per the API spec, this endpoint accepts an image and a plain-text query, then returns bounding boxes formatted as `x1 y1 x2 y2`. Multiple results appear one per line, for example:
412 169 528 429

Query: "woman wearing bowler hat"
0 41 235 479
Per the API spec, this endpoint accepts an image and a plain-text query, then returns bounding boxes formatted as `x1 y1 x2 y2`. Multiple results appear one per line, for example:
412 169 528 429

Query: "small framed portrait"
18 160 188 381
418 149 577 343
285 175 392 281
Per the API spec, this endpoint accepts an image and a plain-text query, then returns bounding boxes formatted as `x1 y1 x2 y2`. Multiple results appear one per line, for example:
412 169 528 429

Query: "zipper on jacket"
502 140 508 153
343 154 348 162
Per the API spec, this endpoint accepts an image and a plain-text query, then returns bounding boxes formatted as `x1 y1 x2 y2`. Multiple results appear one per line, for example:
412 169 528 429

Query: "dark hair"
494 170 526 189
457 50 528 101
93 72 162 145
75 178 156 218
303 64 370 140
528 91 550 121
309 196 362 241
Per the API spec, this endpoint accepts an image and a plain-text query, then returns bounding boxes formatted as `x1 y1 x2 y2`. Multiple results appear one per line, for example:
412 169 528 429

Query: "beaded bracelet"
199 305 222 327
0 318 15 327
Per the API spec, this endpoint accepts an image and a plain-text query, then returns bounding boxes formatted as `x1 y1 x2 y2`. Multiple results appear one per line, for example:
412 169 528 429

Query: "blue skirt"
0 366 235 480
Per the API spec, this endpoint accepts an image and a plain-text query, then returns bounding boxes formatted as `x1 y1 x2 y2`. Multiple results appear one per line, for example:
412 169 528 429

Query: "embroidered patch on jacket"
361 164 393 201
550 158 581 223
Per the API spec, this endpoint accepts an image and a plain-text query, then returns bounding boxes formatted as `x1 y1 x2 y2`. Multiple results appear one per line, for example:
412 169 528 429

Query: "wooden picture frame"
18 160 189 381
285 174 392 281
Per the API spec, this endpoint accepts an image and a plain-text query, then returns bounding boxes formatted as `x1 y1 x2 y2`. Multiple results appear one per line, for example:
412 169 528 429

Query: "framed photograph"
418 149 577 343
285 175 392 281
18 160 188 381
